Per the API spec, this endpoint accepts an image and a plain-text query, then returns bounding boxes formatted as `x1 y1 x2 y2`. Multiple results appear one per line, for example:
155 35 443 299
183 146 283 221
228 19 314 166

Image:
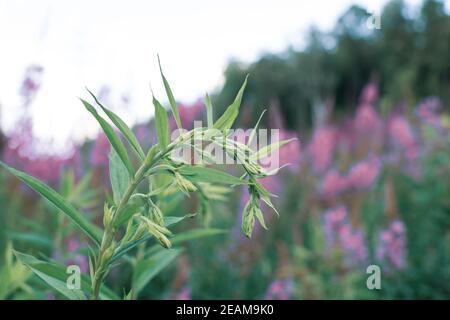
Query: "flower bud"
103 204 113 228
149 202 165 226
174 172 197 194
140 216 172 249
241 201 255 239
155 233 172 249
133 223 147 240
102 245 115 262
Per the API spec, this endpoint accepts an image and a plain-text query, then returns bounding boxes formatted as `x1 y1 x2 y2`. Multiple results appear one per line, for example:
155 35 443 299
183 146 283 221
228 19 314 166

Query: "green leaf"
15 251 118 300
164 214 196 227
81 99 134 176
152 96 170 150
87 88 145 161
109 149 131 205
7 231 53 249
248 109 267 146
170 228 226 245
0 161 102 245
251 138 296 161
15 251 86 300
204 92 214 128
158 55 182 130
213 75 248 130
132 248 182 295
178 166 246 185
254 208 268 230
110 236 149 264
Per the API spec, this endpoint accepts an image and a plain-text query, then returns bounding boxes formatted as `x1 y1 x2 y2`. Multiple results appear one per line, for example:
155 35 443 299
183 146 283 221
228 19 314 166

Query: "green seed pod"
133 223 147 241
149 201 165 226
102 245 115 262
174 172 197 193
241 201 255 239
156 233 172 249
141 216 172 249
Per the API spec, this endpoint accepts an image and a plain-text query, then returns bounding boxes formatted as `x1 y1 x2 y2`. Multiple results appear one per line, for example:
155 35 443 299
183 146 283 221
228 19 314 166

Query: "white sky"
0 0 439 149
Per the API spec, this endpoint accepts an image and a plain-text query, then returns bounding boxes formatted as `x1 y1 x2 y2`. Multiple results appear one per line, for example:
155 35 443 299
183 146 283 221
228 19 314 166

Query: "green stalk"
90 129 199 299
91 158 154 299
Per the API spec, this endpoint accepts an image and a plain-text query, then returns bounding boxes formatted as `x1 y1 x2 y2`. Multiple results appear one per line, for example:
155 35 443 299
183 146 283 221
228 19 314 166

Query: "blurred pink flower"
323 205 368 266
67 239 80 252
323 205 347 237
416 97 442 128
354 103 383 135
376 220 407 270
264 279 294 300
339 226 367 265
347 156 381 190
320 169 348 198
336 119 358 150
3 119 79 184
388 115 419 160
307 126 337 173
360 82 378 104
174 287 191 300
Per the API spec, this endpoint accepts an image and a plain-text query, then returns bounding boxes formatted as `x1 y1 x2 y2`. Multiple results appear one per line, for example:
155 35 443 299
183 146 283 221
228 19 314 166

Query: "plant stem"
90 131 194 299
90 162 151 300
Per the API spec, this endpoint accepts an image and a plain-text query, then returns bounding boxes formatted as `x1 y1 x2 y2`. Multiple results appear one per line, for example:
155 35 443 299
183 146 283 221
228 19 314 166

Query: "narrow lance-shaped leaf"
254 207 268 230
158 55 182 130
164 213 197 227
204 92 214 128
14 251 119 300
17 253 87 300
178 165 247 185
81 99 134 176
86 88 145 161
248 109 267 146
1 161 102 245
213 74 248 131
251 138 296 161
109 149 131 205
152 95 170 150
132 248 182 295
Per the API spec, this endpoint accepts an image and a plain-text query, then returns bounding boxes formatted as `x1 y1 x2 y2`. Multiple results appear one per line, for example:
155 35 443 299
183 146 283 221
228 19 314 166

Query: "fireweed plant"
0 59 293 300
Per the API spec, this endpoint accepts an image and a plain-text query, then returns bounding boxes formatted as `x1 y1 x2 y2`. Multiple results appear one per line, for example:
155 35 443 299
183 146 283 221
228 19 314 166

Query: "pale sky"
0 0 438 149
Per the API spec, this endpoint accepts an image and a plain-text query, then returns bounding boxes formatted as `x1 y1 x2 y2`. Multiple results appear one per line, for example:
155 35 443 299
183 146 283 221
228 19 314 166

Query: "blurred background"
1 0 450 299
